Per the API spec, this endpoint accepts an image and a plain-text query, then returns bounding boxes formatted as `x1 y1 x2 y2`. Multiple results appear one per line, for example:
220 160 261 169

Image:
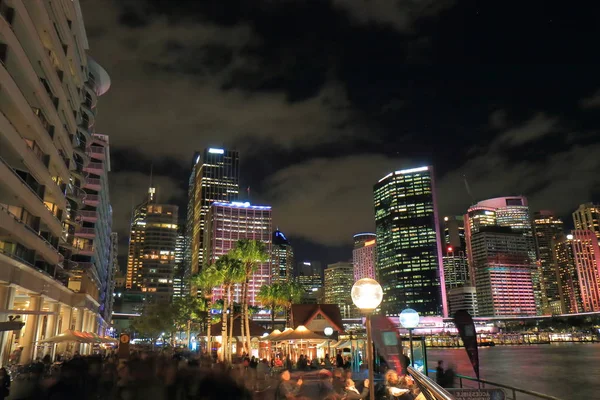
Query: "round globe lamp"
351 278 383 400
399 308 420 367
351 278 383 313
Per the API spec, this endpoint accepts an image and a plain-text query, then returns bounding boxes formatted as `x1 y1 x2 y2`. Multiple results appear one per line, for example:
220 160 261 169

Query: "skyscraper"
570 230 600 312
465 196 541 314
204 201 272 306
0 0 111 363
442 246 470 289
353 233 377 281
443 216 466 249
374 166 447 317
272 229 294 283
572 203 600 240
173 226 186 299
532 211 564 314
324 262 357 318
553 234 583 314
470 226 537 316
188 148 240 281
296 261 323 304
126 188 178 303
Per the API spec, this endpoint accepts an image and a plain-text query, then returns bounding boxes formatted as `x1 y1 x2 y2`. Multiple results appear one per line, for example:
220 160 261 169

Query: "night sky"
81 0 600 268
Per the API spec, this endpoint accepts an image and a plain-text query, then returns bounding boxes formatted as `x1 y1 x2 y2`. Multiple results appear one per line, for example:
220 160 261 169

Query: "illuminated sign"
232 201 251 207
395 166 428 175
276 231 288 241
195 155 201 164
567 234 573 240
364 240 376 246
303 262 311 266
208 148 224 154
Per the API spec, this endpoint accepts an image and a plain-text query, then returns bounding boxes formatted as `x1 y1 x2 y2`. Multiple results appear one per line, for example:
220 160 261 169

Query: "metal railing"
454 373 563 400
409 367 455 400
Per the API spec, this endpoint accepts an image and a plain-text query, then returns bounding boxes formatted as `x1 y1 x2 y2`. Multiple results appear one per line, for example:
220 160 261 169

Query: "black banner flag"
453 310 480 380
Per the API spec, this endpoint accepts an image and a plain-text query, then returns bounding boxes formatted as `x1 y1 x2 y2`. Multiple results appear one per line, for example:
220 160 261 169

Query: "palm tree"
212 254 244 361
281 281 304 326
258 283 284 330
230 239 269 355
191 265 220 355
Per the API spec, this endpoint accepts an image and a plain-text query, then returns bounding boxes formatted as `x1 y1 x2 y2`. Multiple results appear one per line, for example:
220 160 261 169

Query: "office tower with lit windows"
470 226 537 316
570 230 600 312
0 0 112 363
272 229 294 283
296 261 323 304
353 233 377 281
532 211 564 314
465 196 540 314
324 262 357 318
188 148 240 282
443 247 470 289
374 166 447 317
204 201 272 306
443 216 466 249
447 286 478 317
105 232 118 325
572 203 600 239
553 234 583 314
173 226 186 298
126 188 178 303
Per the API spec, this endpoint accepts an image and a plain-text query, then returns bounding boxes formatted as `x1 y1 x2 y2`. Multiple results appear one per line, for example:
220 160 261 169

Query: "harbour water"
428 343 600 399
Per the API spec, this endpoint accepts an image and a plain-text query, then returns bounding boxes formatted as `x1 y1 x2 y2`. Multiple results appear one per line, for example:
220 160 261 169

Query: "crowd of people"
0 350 453 400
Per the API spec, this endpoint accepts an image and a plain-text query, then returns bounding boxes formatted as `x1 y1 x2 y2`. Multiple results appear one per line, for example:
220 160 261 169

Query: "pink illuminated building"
570 230 600 312
204 201 272 306
353 233 376 281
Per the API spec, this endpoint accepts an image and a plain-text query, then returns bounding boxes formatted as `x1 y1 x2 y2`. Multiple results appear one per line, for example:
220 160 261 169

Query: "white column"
74 308 84 354
0 285 15 366
44 303 60 358
19 294 42 364
56 305 72 357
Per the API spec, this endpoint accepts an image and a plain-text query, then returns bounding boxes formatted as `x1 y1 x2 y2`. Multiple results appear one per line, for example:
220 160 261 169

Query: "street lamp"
351 278 383 400
399 308 420 368
324 326 333 361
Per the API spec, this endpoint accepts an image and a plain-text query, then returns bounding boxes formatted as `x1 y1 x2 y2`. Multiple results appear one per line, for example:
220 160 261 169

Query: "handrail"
0 204 59 253
408 366 454 400
454 373 563 400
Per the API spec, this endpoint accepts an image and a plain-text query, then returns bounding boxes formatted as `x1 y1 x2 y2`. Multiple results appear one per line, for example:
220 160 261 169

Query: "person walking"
435 360 445 387
274 369 303 400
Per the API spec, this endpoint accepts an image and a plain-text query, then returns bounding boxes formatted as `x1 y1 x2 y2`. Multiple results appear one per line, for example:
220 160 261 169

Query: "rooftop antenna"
148 163 156 202
463 174 475 205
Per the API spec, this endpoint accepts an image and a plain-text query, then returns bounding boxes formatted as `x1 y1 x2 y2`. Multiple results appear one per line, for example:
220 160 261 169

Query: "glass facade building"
572 203 600 240
532 211 564 314
374 166 447 317
353 233 377 281
272 229 294 283
188 148 240 282
553 234 583 314
204 201 272 306
324 262 357 318
126 188 179 303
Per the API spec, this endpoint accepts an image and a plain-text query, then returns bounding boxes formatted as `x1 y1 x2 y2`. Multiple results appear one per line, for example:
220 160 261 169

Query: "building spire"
148 163 156 202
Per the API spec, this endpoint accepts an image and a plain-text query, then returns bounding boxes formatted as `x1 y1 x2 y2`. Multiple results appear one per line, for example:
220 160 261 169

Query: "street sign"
447 389 505 400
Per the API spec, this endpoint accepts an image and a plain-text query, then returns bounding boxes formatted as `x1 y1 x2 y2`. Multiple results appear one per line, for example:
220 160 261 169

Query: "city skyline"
79 0 600 267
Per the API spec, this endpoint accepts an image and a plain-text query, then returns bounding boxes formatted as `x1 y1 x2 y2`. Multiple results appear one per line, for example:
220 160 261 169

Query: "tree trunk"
271 302 276 330
206 297 212 356
240 282 247 355
244 277 252 355
221 286 229 362
228 297 234 362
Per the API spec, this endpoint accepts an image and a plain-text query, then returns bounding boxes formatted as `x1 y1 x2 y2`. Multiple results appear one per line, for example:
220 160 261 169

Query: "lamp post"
351 278 383 400
399 308 420 368
324 326 333 362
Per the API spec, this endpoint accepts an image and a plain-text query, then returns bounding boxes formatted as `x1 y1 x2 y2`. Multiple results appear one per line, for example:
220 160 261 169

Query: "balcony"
0 204 60 265
0 156 63 236
84 161 103 175
84 177 101 191
31 107 55 140
65 183 85 207
74 227 95 239
83 194 99 207
73 244 94 256
88 146 105 159
79 210 97 222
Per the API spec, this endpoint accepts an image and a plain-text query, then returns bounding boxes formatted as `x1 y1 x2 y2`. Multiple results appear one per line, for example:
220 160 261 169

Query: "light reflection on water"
428 343 600 399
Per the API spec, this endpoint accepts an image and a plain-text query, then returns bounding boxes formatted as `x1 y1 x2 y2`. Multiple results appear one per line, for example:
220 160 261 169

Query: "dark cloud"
580 89 600 109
